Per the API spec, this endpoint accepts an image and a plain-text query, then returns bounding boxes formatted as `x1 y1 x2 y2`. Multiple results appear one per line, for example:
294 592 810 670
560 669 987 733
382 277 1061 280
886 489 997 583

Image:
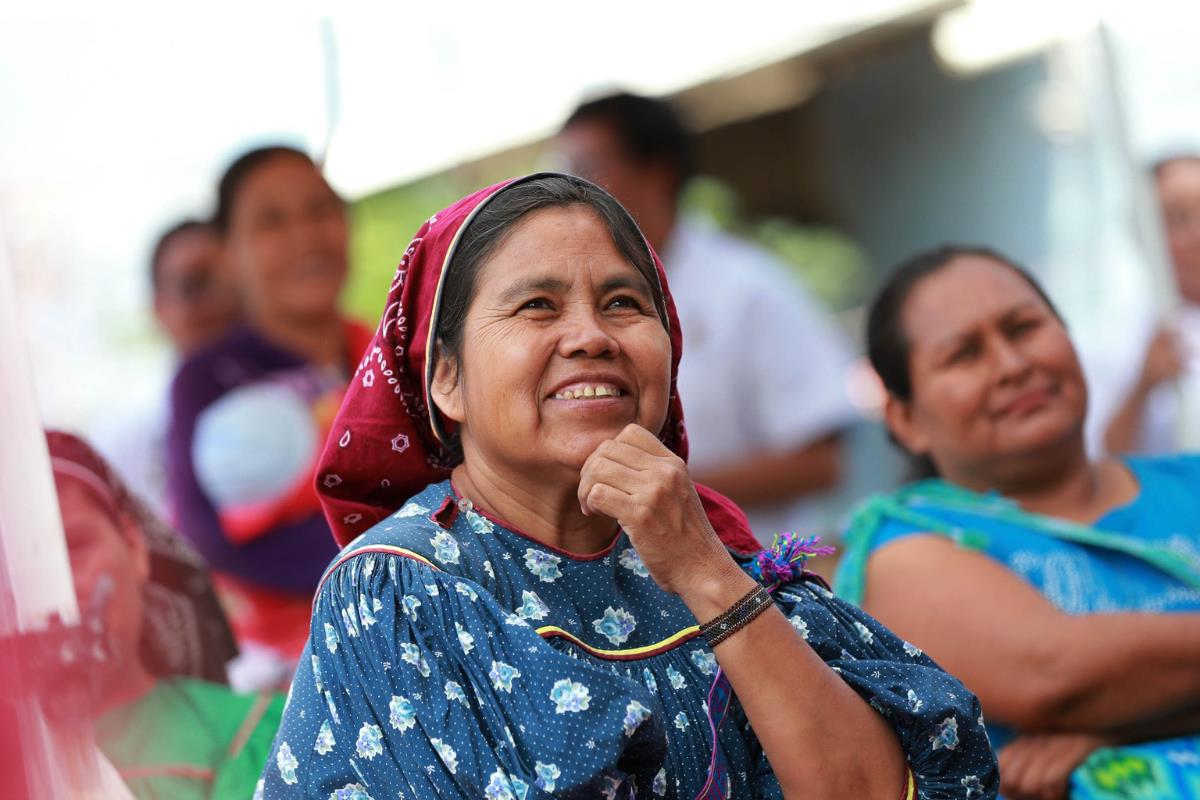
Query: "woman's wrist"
678 554 757 623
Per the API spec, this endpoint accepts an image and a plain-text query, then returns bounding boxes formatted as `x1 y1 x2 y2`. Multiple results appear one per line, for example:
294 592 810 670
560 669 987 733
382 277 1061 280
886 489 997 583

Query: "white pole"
0 231 105 795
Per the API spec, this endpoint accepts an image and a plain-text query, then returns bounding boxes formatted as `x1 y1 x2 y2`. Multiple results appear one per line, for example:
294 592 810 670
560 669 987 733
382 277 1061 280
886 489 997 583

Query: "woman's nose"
558 307 619 359
991 337 1031 382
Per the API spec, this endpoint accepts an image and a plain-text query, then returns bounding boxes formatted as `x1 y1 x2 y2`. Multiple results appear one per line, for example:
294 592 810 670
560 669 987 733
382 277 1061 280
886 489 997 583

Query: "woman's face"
55 477 149 696
224 155 348 324
433 205 672 480
887 255 1087 481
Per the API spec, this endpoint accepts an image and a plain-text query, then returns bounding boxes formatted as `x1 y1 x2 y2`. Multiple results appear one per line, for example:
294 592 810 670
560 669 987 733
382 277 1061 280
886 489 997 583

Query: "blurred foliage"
344 170 871 322
681 175 871 312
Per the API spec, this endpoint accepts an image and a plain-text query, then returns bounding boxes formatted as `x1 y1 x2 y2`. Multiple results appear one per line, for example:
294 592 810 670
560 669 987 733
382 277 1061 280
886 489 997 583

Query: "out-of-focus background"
6 1 1196 435
5 2 1200 796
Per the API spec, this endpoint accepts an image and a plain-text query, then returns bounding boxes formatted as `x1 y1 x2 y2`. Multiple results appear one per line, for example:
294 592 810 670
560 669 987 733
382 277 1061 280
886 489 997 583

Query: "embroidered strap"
838 480 1200 605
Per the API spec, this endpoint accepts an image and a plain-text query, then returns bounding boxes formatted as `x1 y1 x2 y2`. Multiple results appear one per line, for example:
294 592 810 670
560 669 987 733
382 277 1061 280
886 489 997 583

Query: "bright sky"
1 0 1198 433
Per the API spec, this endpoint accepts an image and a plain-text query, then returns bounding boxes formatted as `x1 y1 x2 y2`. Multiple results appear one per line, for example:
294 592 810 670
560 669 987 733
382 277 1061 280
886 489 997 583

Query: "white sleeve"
736 268 859 451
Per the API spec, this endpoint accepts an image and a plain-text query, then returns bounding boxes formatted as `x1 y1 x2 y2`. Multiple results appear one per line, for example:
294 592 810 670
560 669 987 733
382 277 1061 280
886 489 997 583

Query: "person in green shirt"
47 431 283 799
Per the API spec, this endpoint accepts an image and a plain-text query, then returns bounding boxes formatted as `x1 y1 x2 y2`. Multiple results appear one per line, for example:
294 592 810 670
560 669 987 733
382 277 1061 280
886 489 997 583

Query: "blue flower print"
455 582 478 601
400 594 422 619
431 737 459 774
674 712 689 731
490 660 521 693
903 640 923 658
253 778 264 800
853 621 874 644
312 654 324 692
550 678 591 713
666 666 686 690
535 762 561 792
362 555 377 577
907 689 924 713
483 560 496 580
690 649 718 676
424 583 440 596
456 622 475 654
324 622 339 653
467 509 494 535
504 612 530 627
623 700 651 736
930 716 960 751
389 694 416 731
788 615 810 640
524 548 563 582
341 604 360 638
592 606 636 646
485 767 518 800
510 775 530 800
652 768 667 796
358 594 378 629
618 547 650 577
643 668 658 692
314 720 336 755
961 774 984 798
399 642 431 677
430 531 461 565
355 723 383 759
517 590 550 621
276 741 299 784
393 501 430 519
445 680 469 706
330 783 374 800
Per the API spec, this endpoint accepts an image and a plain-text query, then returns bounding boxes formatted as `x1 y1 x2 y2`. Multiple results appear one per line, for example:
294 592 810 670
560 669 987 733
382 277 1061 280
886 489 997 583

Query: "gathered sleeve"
754 578 999 799
258 551 665 799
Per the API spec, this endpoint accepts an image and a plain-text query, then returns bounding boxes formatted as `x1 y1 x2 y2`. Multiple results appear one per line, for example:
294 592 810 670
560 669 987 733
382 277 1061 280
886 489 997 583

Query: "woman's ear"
430 347 466 424
118 511 151 584
883 394 930 458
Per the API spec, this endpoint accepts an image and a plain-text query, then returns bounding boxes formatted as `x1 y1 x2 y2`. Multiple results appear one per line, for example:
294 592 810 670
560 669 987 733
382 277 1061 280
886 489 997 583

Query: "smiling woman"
166 146 374 688
837 246 1200 800
259 174 997 799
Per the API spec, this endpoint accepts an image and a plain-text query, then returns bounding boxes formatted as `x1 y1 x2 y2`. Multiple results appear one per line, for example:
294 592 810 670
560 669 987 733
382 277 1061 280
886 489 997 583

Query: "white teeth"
554 385 621 400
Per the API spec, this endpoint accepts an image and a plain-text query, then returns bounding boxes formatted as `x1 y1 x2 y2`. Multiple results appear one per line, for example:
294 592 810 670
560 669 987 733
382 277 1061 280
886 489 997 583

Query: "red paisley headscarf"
316 173 760 554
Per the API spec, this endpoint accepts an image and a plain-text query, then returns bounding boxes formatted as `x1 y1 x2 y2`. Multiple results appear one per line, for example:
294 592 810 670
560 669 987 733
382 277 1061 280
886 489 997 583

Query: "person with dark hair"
1097 154 1200 455
835 246 1200 799
257 174 997 799
93 219 240 520
46 431 283 800
150 219 240 357
557 92 857 544
166 146 373 689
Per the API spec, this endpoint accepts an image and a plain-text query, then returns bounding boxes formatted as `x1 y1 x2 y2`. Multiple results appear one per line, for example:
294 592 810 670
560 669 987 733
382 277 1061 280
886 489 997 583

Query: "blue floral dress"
258 481 997 799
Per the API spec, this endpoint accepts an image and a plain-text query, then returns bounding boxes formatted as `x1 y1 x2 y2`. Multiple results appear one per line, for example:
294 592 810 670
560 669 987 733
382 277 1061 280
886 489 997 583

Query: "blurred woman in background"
48 431 282 800
166 146 372 689
837 246 1200 800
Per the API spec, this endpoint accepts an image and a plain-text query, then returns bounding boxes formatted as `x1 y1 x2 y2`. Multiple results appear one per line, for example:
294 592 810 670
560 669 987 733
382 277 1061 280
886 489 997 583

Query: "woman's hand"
1137 327 1186 392
578 423 736 596
998 732 1109 800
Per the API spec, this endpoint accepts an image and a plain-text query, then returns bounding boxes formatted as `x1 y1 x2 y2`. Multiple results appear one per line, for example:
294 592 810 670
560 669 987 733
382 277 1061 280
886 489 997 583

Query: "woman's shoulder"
1123 451 1200 487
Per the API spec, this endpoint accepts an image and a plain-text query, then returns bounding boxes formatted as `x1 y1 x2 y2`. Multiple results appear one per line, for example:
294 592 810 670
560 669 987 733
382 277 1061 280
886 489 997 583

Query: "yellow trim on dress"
903 767 916 800
535 624 701 660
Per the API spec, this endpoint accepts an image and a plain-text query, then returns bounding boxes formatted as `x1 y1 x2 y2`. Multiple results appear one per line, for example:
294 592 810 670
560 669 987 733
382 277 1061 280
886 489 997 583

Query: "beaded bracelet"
699 584 774 648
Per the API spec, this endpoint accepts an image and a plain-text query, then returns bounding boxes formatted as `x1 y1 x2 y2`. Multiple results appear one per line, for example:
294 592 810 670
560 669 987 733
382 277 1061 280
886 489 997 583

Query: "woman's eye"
946 343 979 365
606 295 643 311
1010 318 1041 337
519 298 551 311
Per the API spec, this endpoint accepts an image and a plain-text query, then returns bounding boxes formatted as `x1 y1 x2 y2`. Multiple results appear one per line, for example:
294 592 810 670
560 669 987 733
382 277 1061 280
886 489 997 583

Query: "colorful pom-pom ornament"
749 532 835 586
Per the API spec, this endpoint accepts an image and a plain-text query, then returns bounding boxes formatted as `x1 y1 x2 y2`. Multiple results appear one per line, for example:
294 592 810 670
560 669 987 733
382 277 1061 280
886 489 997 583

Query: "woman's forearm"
1102 383 1151 455
681 564 906 799
1035 613 1200 731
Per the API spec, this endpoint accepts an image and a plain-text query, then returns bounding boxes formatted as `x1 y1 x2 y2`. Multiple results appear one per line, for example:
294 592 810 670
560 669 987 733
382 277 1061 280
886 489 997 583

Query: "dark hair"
433 174 667 459
212 145 323 234
149 219 215 293
1151 153 1200 179
564 92 694 195
866 245 1062 477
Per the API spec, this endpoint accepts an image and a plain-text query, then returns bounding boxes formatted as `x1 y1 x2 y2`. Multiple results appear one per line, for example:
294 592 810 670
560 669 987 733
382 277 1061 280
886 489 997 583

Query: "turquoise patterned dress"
836 455 1200 799
258 481 997 799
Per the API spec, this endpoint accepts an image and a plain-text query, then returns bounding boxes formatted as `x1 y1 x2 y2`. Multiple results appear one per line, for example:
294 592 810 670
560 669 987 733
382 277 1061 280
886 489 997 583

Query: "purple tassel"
749 532 835 586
